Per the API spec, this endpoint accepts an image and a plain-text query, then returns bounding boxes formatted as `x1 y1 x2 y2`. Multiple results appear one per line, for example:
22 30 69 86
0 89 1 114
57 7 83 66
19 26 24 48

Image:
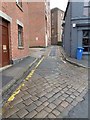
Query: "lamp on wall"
73 23 76 28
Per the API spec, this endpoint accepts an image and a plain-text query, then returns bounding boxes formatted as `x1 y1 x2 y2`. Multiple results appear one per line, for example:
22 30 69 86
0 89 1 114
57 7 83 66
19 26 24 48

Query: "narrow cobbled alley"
3 46 88 118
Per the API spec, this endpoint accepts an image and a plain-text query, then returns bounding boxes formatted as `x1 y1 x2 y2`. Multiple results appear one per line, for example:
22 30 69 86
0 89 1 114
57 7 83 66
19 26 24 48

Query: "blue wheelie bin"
76 47 84 60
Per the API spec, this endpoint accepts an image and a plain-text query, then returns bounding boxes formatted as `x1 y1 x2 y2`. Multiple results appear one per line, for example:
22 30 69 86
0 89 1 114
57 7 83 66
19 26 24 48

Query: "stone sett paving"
3 46 88 118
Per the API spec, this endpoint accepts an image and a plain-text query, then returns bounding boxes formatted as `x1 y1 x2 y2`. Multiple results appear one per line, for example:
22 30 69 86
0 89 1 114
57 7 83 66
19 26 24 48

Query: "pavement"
60 46 89 69
2 46 88 118
1 47 49 103
29 47 47 58
67 93 88 118
2 57 36 89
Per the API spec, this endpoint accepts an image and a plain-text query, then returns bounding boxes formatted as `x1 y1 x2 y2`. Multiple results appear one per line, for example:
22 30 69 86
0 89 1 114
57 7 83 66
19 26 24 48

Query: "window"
82 30 90 52
83 7 88 16
18 25 23 47
16 0 22 8
61 30 63 35
51 29 54 35
51 13 54 18
83 0 90 16
52 19 54 25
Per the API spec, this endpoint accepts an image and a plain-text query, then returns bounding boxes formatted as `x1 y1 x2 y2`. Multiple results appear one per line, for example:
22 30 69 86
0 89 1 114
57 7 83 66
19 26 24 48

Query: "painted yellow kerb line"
7 56 44 103
35 56 44 69
25 56 44 81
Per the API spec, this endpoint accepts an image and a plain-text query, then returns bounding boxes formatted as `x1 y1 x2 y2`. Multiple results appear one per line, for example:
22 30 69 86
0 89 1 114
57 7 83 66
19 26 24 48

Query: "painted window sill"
18 46 24 49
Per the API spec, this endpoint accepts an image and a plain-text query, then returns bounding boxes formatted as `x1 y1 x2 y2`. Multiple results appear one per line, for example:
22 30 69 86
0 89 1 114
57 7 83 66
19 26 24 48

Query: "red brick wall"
0 1 51 64
28 2 46 47
0 2 30 62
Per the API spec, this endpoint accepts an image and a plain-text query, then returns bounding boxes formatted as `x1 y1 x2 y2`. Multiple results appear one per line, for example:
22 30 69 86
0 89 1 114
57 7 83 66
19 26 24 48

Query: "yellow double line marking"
7 56 44 103
25 56 44 81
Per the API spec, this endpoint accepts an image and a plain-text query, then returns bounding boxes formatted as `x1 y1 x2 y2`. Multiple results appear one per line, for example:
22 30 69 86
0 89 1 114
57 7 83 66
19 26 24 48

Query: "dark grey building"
63 1 90 59
51 8 64 45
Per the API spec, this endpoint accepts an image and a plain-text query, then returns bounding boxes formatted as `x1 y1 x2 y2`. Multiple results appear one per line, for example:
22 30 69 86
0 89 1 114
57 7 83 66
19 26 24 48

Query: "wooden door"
0 18 10 67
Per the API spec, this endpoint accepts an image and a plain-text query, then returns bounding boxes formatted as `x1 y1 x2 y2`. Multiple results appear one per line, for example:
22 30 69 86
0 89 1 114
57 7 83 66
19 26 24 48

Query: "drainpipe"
70 1 72 57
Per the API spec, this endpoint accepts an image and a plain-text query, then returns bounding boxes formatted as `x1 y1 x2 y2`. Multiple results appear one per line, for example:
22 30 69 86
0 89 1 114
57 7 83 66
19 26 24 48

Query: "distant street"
3 46 88 118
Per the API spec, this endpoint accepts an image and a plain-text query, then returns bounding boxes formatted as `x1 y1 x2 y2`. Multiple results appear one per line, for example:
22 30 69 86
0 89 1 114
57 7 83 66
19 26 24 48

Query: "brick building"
0 0 51 67
29 0 51 47
0 1 30 67
51 8 64 45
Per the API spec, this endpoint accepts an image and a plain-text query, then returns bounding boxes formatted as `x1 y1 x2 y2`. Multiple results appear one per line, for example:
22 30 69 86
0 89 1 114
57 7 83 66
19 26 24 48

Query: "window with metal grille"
82 30 90 52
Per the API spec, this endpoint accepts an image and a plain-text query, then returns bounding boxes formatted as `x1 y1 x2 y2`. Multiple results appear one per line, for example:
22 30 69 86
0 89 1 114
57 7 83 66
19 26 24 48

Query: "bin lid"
77 47 84 49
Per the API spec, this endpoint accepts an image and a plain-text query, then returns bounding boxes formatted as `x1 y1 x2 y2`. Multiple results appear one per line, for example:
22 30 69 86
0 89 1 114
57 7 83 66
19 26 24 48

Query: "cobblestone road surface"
3 46 88 118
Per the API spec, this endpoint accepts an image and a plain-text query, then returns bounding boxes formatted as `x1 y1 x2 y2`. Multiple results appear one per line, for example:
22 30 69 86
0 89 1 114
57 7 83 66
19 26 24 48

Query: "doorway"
0 18 10 67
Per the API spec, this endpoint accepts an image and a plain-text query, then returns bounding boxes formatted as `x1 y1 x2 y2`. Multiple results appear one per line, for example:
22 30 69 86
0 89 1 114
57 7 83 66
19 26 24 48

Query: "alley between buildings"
3 46 88 118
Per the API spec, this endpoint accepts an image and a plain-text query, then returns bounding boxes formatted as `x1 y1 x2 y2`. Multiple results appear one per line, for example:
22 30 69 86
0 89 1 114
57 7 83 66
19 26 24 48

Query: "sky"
50 0 68 11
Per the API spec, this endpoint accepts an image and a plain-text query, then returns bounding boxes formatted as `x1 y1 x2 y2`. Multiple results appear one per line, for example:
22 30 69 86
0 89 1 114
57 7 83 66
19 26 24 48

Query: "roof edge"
51 7 64 12
64 2 70 20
